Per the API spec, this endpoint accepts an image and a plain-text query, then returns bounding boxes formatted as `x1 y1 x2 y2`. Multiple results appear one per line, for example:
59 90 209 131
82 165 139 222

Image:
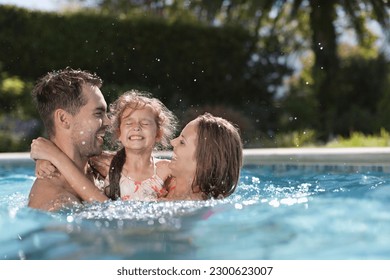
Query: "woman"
164 113 243 200
31 113 243 202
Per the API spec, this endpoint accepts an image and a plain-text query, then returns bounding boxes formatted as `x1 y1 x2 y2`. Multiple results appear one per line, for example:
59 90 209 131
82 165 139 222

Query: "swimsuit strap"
152 156 158 176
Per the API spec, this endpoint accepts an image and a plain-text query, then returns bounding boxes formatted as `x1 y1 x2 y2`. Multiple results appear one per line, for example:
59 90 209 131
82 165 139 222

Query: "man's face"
71 84 109 158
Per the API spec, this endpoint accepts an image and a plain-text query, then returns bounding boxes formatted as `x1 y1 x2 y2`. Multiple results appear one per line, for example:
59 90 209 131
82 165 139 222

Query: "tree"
261 0 389 139
73 0 390 140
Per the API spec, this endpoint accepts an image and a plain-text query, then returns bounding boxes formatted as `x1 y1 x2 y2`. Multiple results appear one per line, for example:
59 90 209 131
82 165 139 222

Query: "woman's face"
169 119 198 179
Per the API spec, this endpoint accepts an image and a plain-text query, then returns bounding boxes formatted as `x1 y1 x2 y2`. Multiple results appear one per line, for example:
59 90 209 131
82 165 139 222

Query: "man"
28 67 110 211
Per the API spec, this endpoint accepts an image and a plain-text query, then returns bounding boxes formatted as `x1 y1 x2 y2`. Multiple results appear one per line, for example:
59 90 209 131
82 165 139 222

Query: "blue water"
1 160 390 260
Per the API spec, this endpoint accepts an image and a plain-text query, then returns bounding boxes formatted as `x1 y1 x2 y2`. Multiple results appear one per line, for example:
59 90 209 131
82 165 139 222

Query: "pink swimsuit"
119 158 165 201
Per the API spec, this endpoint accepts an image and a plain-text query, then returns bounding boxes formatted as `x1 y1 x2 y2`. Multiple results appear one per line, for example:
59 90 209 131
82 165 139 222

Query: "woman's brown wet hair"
192 113 243 199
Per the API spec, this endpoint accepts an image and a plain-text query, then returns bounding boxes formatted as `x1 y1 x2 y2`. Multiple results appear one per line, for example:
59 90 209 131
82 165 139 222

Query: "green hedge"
0 6 281 106
0 5 292 149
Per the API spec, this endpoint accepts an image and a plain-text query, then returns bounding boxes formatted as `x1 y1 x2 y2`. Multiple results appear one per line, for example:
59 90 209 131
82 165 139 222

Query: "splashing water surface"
1 161 390 259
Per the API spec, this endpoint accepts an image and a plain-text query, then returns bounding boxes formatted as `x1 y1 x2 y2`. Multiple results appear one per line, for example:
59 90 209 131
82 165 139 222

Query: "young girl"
33 90 178 201
103 90 177 200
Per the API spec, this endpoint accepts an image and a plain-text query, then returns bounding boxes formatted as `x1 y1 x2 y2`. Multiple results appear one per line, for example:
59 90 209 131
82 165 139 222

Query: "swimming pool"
1 148 390 260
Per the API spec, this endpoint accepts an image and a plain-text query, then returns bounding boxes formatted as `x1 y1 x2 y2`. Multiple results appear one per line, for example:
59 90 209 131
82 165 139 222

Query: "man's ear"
54 109 71 129
115 128 121 139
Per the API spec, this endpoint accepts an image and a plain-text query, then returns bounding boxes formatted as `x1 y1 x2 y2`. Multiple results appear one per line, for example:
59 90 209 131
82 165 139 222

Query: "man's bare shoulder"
28 177 81 212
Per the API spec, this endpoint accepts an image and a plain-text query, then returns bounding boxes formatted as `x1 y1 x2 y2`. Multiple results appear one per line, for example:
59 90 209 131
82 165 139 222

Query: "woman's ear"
54 109 71 129
155 128 163 142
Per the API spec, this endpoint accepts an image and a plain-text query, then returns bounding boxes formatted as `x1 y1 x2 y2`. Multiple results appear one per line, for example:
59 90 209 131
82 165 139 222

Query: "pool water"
1 160 390 260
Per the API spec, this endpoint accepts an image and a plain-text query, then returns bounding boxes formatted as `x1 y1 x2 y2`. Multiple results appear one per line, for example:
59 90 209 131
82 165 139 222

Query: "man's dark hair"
32 67 103 137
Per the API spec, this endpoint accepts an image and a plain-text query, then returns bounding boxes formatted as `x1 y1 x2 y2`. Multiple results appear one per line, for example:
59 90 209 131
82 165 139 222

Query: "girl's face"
118 105 160 153
169 119 198 179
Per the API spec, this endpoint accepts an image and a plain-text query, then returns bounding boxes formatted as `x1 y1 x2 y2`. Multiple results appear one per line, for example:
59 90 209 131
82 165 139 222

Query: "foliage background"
0 1 389 152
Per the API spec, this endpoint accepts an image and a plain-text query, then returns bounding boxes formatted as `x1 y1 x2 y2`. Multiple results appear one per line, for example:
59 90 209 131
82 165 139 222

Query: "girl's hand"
35 159 60 179
30 137 61 162
31 137 62 178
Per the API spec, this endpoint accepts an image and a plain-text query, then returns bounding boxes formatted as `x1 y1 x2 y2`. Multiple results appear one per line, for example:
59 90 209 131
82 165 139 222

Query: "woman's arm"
89 151 115 178
30 137 109 203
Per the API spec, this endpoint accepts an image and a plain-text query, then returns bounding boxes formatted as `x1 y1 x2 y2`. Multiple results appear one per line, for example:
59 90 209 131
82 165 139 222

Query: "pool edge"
2 147 390 166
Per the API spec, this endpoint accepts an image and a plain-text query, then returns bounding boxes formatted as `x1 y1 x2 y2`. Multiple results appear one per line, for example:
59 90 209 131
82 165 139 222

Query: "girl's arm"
30 137 109 203
35 159 60 179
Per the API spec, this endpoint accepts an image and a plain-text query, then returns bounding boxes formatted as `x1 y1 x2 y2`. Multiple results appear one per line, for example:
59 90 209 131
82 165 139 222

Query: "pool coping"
2 147 390 166
243 147 390 166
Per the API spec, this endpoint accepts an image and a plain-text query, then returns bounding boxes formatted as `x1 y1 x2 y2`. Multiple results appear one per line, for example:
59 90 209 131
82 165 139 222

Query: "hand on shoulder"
155 159 172 181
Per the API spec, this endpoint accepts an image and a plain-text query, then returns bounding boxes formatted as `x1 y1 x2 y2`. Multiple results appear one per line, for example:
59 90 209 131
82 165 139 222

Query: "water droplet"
18 250 26 260
269 199 280 207
234 203 243 209
67 215 74 223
